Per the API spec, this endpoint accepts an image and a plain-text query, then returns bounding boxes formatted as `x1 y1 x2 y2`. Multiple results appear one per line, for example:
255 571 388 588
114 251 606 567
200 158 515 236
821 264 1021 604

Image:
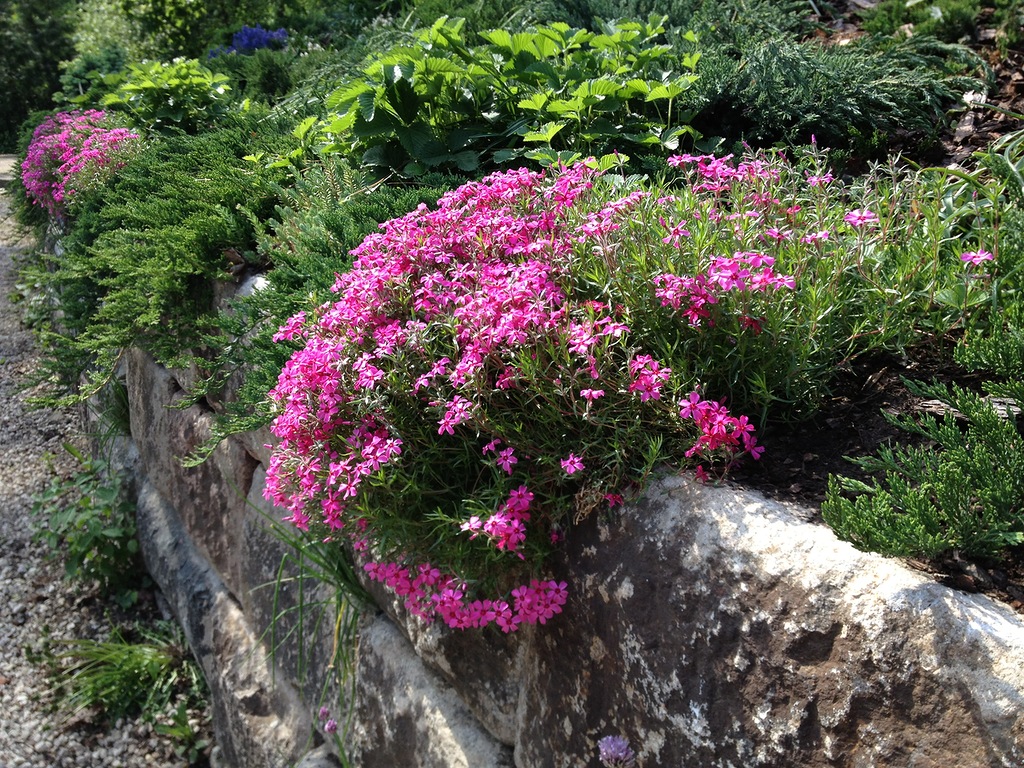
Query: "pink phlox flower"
561 452 585 475
800 230 831 245
352 352 386 390
844 208 879 228
496 446 518 474
482 510 527 553
960 249 994 266
660 217 691 246
413 357 451 392
628 354 672 401
763 227 791 242
506 485 534 514
495 365 520 390
567 321 598 354
596 317 629 338
653 273 716 326
580 388 605 401
460 515 484 538
273 311 307 342
805 172 834 187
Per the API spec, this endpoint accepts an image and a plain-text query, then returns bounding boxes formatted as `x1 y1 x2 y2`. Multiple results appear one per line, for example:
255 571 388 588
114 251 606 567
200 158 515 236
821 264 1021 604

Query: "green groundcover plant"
823 124 1024 563
262 145 993 631
25 109 294 400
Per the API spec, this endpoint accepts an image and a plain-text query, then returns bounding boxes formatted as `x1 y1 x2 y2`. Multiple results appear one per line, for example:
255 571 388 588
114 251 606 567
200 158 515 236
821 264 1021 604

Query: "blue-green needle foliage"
823 378 1024 560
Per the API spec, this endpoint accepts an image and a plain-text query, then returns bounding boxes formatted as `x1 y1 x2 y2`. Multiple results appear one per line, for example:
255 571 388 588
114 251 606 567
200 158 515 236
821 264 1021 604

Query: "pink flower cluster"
679 390 763 464
364 560 568 632
265 161 766 631
21 110 140 219
668 153 781 192
653 252 794 328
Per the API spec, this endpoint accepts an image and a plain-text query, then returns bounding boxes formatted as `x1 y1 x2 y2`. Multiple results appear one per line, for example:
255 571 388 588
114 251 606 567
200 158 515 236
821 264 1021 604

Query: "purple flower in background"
210 24 288 57
598 735 636 767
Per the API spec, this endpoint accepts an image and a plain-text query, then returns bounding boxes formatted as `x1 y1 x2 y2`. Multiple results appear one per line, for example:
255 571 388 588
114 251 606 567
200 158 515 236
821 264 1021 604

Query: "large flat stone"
349 615 515 768
513 474 1024 767
126 348 258 598
359 473 1024 767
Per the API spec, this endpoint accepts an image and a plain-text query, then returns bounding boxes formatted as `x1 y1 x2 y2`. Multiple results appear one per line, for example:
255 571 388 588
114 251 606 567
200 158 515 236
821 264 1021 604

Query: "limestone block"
126 348 257 598
511 474 1024 767
136 478 315 768
349 615 515 768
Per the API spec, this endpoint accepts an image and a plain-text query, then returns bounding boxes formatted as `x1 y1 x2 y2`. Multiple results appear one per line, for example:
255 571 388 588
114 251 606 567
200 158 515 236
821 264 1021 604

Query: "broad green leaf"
547 97 585 115
357 90 376 122
645 83 686 102
451 150 480 172
518 92 550 111
523 121 567 143
586 153 630 171
326 82 372 111
420 56 465 76
573 78 623 98
480 29 514 51
292 116 318 142
626 78 652 96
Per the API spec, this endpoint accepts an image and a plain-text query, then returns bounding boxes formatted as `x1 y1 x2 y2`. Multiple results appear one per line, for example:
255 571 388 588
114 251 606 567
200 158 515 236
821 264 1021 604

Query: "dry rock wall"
117 346 1024 768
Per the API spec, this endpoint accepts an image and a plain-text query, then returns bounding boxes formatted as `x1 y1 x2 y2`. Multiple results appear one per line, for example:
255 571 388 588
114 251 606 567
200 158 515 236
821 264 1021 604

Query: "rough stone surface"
510 474 1024 767
126 347 258 599
136 478 315 768
243 467 346 705
349 615 515 768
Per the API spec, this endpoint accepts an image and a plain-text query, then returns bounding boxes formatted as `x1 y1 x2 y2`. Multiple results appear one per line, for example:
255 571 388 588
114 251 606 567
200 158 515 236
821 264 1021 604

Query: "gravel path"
0 184 182 767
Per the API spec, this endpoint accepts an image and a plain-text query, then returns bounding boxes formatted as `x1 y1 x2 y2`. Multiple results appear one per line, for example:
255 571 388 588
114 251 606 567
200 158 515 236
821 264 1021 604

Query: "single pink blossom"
561 453 585 475
960 250 993 266
844 208 878 228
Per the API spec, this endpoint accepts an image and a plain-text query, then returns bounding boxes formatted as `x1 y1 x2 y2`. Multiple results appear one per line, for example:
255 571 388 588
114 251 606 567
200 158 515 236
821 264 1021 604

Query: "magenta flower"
580 388 605 400
496 447 518 474
844 208 879 228
960 250 994 267
561 453 585 475
21 110 140 219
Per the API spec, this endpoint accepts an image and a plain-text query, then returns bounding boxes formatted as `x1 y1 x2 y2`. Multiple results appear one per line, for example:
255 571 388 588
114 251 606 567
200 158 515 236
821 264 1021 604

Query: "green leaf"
573 78 623 98
523 121 567 143
518 92 550 111
480 29 514 51
357 90 377 123
292 116 318 142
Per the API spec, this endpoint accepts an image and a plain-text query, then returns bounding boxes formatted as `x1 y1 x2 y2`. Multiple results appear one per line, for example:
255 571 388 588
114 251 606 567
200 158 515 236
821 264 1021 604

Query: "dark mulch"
729 345 1024 615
